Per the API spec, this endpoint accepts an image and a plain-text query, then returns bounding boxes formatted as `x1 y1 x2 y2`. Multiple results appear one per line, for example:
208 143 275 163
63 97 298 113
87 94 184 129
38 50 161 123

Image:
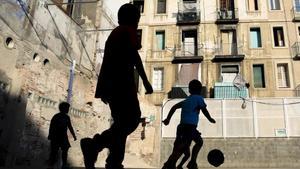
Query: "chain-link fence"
162 98 300 138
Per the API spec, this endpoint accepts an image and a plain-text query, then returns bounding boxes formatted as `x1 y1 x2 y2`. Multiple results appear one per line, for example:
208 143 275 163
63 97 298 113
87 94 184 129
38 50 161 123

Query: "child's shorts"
175 123 202 146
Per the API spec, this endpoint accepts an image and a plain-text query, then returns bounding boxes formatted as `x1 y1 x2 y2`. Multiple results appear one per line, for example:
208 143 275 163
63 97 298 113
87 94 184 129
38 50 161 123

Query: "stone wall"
0 0 161 168
161 138 300 168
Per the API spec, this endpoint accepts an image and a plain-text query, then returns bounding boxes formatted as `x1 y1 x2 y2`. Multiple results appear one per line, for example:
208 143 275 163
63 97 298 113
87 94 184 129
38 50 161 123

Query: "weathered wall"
161 138 300 168
0 0 161 168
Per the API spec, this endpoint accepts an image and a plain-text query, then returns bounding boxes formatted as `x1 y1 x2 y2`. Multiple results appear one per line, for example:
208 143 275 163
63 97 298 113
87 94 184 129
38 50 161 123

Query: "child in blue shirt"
162 79 216 169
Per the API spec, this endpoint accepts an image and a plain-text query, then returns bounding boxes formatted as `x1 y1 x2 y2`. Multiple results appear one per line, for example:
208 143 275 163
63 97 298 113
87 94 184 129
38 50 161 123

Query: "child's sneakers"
187 161 198 169
162 161 176 169
80 137 98 169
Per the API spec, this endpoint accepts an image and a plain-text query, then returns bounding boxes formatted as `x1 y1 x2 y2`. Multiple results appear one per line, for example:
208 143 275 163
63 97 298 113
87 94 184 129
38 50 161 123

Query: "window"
273 27 285 47
182 30 197 56
220 29 237 55
253 64 266 88
277 63 290 88
133 0 144 13
137 29 142 48
250 28 262 48
156 31 165 50
157 0 166 14
270 0 280 10
221 65 239 82
153 68 164 91
295 0 300 12
248 0 259 11
220 0 233 10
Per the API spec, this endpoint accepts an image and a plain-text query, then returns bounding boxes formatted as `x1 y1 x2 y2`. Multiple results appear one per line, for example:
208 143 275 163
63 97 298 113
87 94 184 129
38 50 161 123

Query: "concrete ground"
1 167 299 169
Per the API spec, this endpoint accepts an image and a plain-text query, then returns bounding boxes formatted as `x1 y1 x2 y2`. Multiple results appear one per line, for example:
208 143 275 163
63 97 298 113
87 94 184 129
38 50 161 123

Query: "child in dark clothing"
48 102 77 168
80 3 153 169
162 80 216 169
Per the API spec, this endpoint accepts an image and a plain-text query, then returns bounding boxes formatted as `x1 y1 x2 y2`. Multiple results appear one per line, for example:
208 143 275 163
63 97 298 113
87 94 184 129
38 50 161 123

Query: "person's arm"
201 107 216 123
67 117 77 141
162 101 183 125
133 50 153 94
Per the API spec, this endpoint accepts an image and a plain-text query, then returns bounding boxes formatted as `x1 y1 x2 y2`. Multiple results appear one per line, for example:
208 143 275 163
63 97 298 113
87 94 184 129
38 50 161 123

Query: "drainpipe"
67 60 76 103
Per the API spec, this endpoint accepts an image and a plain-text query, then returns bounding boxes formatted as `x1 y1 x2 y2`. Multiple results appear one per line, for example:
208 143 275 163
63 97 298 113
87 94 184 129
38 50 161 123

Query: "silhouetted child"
162 80 216 169
80 3 153 169
176 148 190 169
48 102 77 168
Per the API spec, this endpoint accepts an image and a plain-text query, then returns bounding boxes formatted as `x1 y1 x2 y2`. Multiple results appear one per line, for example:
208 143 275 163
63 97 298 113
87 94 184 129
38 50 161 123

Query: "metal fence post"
252 98 258 138
283 98 289 138
222 99 226 138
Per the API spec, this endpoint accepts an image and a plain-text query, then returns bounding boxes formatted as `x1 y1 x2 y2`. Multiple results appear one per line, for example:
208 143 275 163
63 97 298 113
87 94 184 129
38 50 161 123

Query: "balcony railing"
214 82 248 98
291 42 300 60
292 6 300 22
296 84 300 97
146 49 173 59
172 44 203 63
177 1 200 25
213 43 245 62
216 8 239 24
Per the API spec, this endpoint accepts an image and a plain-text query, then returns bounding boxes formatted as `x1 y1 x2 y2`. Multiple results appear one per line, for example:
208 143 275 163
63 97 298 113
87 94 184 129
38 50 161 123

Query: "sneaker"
187 161 198 169
80 138 98 169
162 162 176 169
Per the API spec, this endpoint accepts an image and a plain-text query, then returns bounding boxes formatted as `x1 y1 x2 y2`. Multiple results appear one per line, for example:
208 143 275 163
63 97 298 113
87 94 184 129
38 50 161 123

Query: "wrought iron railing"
292 42 300 57
295 84 300 97
177 1 200 23
174 43 203 57
216 8 238 20
291 6 300 21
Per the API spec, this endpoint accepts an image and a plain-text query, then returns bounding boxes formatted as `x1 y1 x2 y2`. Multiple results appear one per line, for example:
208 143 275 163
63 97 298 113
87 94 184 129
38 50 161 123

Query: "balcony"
291 42 300 60
172 44 203 64
213 43 245 62
177 1 200 25
168 85 207 98
216 8 239 24
214 82 248 98
296 84 300 97
292 6 300 22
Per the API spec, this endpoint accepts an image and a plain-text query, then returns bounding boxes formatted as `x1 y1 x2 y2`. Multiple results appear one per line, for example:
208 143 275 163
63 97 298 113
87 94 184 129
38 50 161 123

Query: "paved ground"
1 167 299 169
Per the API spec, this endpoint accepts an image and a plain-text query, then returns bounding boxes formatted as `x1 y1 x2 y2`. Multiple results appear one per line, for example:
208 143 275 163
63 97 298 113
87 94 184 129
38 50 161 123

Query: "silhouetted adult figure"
80 3 153 169
48 102 77 169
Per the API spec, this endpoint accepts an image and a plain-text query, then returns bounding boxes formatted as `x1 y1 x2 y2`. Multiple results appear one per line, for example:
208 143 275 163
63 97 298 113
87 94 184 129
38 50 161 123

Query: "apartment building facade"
133 0 300 105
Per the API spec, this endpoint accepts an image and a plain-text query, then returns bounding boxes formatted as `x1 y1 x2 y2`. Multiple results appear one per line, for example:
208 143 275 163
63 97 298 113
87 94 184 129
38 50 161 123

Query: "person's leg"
163 125 191 169
177 148 190 169
105 95 141 169
61 147 69 167
49 141 59 166
187 131 203 169
162 141 188 169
